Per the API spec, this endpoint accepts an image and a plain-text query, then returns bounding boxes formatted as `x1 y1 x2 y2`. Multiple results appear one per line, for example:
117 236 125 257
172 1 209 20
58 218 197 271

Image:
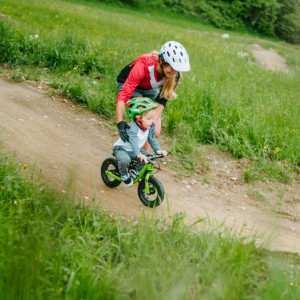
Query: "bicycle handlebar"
131 153 165 164
146 153 164 159
146 153 168 164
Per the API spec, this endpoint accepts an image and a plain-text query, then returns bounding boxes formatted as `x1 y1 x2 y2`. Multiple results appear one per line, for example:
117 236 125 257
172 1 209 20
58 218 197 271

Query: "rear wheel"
101 158 121 188
138 176 164 207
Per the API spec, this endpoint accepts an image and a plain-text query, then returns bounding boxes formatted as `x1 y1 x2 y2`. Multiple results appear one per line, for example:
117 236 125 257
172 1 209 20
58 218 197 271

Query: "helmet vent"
159 41 190 72
126 97 158 119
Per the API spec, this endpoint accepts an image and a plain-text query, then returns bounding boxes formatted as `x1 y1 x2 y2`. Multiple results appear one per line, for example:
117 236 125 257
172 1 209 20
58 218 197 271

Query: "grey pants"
113 147 150 176
117 82 159 101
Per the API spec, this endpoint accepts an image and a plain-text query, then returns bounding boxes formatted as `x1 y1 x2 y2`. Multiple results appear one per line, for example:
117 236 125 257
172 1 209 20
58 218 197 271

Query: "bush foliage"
99 0 300 43
275 0 300 43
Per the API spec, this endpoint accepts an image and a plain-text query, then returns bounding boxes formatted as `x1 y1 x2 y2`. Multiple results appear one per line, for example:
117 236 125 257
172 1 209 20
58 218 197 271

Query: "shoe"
131 169 139 179
121 174 133 187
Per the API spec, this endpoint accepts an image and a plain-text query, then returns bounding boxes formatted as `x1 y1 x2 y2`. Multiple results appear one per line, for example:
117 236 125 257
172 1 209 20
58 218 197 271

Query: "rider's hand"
117 121 129 142
161 150 168 157
137 154 148 164
156 150 168 157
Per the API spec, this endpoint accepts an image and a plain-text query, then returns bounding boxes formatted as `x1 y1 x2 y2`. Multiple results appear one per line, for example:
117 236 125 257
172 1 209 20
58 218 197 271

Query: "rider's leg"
117 83 146 98
114 149 133 186
114 149 131 175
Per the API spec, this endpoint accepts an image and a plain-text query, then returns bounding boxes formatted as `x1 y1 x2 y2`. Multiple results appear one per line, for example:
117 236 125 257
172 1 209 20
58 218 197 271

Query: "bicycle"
101 154 165 207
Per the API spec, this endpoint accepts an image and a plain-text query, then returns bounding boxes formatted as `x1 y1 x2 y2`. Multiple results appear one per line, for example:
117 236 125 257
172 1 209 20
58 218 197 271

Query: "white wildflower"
237 52 249 57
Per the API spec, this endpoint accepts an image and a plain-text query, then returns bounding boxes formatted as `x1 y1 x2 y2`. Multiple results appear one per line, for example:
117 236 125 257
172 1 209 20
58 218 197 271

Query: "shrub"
93 0 300 43
275 0 300 44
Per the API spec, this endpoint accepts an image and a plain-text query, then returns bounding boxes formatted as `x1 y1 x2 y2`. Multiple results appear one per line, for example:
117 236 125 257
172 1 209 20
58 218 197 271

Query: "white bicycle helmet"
159 41 190 72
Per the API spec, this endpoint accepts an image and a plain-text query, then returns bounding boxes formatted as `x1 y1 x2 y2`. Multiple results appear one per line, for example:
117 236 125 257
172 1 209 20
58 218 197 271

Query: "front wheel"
101 158 121 188
138 176 164 207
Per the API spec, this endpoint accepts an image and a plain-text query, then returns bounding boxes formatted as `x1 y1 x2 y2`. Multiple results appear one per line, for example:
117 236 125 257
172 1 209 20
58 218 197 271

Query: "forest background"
101 0 300 44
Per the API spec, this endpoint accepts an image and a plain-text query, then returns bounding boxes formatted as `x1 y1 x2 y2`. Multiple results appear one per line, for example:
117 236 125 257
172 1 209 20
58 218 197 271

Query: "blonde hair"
151 51 182 100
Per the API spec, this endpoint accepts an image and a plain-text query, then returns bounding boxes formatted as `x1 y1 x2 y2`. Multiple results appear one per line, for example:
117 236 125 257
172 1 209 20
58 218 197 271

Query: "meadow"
1 151 300 299
1 1 300 298
0 0 299 182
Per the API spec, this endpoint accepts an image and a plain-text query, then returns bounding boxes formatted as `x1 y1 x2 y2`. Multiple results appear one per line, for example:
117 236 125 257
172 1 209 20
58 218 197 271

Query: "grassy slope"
1 1 300 298
0 0 299 182
0 152 300 299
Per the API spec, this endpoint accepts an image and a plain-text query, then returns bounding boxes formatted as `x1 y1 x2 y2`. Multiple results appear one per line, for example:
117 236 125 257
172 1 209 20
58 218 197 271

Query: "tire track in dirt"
1 77 299 253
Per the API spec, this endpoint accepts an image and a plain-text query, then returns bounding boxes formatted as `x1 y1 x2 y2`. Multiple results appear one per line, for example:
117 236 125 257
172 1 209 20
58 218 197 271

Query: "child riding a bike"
113 97 168 187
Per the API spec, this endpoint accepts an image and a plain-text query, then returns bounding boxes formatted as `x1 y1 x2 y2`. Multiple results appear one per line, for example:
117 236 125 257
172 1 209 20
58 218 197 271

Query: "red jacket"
116 54 165 103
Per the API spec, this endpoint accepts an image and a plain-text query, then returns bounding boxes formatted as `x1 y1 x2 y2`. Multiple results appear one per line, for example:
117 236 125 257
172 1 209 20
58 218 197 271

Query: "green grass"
1 2 300 297
1 150 300 299
0 0 299 183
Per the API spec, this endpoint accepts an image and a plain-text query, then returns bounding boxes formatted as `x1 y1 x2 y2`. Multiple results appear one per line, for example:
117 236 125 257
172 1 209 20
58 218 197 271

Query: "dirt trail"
1 77 300 253
250 44 288 71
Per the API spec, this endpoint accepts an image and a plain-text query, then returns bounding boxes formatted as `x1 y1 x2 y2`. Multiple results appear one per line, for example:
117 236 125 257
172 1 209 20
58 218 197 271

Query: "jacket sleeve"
147 124 161 153
127 122 142 156
116 60 146 103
